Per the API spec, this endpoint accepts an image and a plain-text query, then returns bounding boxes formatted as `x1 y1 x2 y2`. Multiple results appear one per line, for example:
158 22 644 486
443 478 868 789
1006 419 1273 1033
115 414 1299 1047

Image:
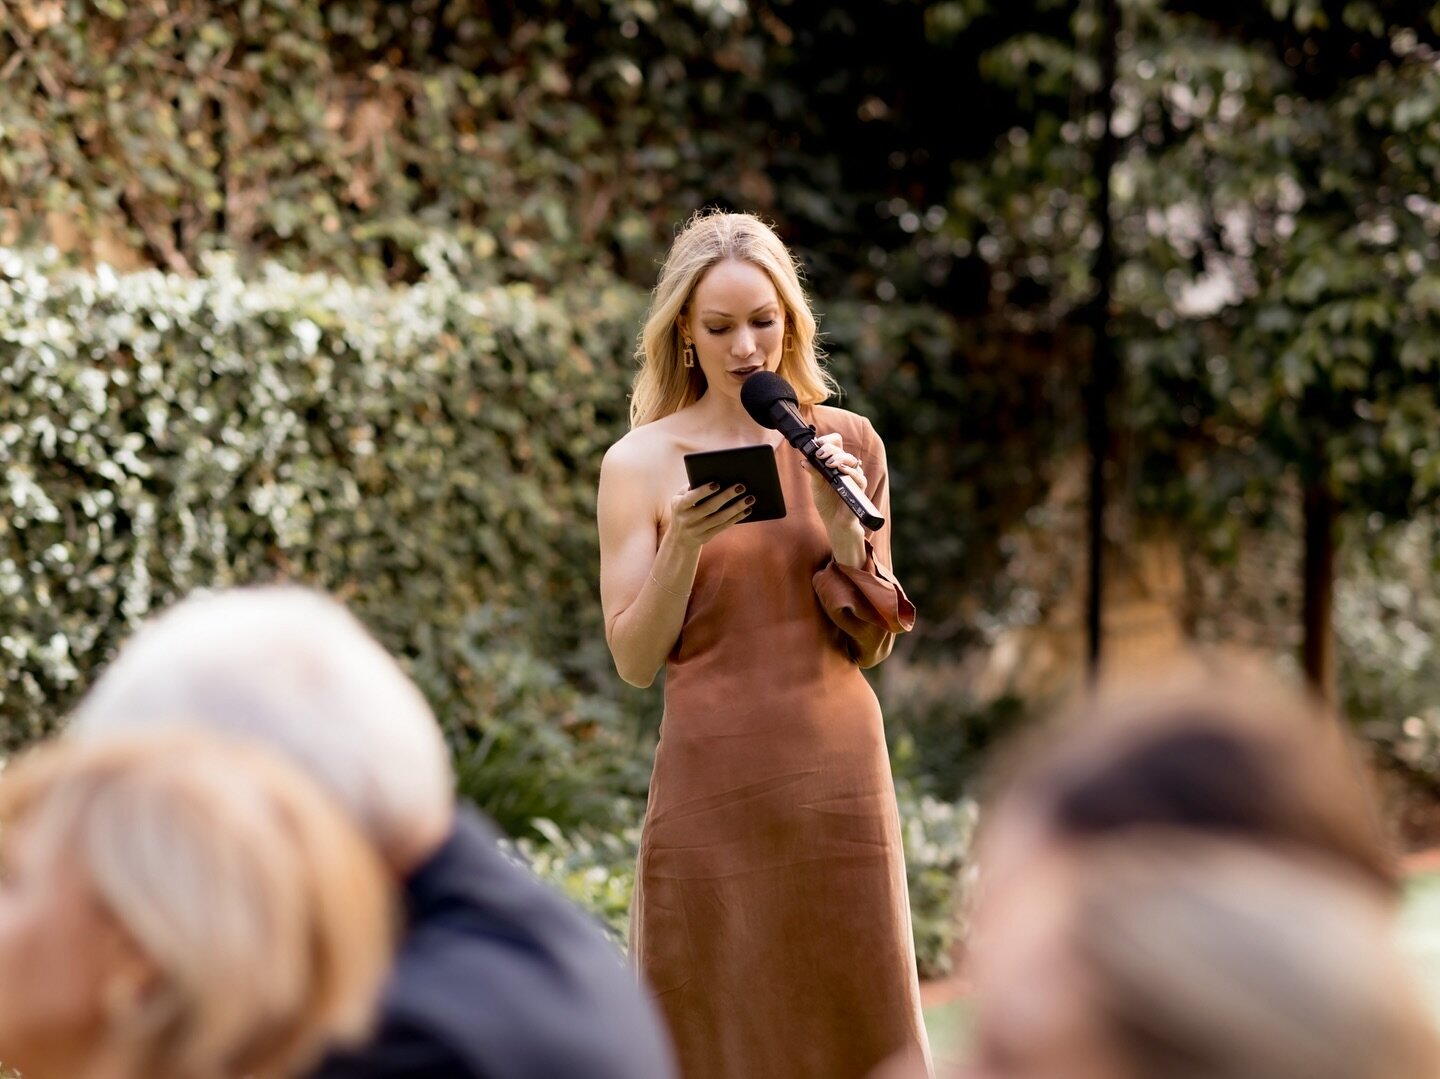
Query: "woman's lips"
728 365 762 380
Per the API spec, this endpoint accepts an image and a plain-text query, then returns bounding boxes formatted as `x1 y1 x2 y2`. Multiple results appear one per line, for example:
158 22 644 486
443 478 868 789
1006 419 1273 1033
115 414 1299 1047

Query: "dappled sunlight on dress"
630 406 931 1079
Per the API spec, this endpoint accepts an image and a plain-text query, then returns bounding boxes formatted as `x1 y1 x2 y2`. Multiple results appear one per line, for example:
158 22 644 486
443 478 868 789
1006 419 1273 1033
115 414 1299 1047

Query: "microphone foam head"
740 370 798 428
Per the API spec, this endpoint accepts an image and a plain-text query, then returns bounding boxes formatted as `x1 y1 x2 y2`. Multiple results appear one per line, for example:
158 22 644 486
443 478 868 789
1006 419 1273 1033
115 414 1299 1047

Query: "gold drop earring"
683 341 696 368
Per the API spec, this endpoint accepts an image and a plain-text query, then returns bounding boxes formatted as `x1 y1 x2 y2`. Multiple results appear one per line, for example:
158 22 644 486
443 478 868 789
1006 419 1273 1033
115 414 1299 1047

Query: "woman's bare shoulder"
605 419 678 472
602 414 700 496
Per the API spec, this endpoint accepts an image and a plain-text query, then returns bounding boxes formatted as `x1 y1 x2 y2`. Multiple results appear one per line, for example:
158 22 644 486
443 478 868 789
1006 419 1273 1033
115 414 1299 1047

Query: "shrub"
513 809 644 948
0 245 649 834
898 782 980 978
881 657 1032 804
1340 515 1440 786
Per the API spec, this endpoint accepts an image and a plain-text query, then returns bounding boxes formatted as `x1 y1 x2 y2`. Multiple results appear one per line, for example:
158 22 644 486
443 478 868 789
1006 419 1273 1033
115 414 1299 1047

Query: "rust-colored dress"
631 406 931 1079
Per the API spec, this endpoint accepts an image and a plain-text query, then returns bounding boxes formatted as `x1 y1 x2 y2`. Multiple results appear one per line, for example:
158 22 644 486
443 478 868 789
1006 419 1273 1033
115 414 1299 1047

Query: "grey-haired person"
72 585 677 1079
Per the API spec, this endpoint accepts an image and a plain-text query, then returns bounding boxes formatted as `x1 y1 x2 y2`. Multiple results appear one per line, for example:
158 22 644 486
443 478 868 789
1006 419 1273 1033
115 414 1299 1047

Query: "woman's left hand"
805 433 868 558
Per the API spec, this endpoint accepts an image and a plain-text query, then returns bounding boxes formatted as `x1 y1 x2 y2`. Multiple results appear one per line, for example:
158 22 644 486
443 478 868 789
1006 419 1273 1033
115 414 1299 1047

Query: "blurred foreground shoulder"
312 807 676 1079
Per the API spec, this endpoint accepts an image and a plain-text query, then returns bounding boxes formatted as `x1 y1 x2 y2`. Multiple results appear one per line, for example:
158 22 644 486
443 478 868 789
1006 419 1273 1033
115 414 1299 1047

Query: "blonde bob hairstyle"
0 732 394 1079
631 209 839 428
1073 835 1440 1079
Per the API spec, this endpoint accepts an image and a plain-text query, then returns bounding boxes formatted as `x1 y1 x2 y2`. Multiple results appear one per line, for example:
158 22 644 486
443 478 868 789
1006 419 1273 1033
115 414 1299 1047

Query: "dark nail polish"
745 496 756 505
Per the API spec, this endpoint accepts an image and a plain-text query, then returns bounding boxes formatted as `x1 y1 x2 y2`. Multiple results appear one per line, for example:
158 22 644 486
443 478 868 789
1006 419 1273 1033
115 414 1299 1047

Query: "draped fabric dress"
631 405 931 1079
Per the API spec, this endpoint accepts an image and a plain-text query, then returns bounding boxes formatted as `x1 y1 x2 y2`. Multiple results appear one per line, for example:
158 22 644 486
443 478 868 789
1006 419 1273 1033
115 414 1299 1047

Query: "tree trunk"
1086 0 1120 680
1301 480 1336 703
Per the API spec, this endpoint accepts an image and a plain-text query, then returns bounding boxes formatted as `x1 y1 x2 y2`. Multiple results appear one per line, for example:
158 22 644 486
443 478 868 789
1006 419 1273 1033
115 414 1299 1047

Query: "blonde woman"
964 835 1440 1079
950 670 1438 1079
0 731 394 1079
599 210 929 1077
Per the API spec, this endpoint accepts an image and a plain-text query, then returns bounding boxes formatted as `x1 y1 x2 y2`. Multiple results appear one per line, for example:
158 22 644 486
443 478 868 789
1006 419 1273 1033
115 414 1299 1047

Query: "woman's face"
0 821 142 1077
960 848 1136 1079
682 258 786 402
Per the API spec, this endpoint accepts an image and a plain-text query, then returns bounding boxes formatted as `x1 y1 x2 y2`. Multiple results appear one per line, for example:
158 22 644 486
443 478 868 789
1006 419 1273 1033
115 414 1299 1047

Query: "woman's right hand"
665 482 754 551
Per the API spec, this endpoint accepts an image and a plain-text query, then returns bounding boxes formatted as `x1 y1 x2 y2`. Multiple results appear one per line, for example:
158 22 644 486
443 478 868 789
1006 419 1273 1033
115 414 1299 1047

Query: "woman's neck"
20 1047 140 1079
77 1040 160 1079
689 389 774 444
80 1057 136 1079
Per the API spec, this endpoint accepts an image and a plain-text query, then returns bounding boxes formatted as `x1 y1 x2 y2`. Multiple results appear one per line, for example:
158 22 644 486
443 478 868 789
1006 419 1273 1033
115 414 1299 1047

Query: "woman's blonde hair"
630 210 838 427
1075 835 1440 1079
0 732 395 1079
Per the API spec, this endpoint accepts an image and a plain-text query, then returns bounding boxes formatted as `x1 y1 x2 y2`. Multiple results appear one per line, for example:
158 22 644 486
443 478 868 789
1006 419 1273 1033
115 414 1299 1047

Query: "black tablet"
683 444 787 524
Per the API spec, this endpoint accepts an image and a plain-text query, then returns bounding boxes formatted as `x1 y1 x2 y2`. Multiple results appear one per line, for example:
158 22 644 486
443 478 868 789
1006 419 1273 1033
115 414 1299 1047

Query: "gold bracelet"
649 571 691 599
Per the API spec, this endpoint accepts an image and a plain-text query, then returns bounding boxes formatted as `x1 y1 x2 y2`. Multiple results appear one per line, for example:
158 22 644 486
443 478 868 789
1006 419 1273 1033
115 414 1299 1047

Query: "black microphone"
740 371 885 531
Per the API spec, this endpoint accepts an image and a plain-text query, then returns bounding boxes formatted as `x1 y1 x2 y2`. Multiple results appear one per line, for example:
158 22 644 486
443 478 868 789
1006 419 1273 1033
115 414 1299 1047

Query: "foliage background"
5 0 1440 975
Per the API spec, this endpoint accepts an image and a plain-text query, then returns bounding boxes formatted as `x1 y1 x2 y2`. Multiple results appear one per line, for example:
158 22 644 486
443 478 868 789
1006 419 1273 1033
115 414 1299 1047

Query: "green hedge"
0 245 653 831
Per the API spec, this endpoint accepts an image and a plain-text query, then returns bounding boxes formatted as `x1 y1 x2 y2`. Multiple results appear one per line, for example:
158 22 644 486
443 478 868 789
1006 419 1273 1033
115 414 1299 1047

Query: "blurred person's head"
631 209 837 426
71 585 454 872
979 667 1396 898
0 731 394 1079
964 834 1438 1079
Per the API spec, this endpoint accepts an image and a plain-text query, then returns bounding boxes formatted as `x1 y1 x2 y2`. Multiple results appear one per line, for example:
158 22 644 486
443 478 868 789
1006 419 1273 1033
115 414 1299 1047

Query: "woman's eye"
705 326 728 336
755 319 776 328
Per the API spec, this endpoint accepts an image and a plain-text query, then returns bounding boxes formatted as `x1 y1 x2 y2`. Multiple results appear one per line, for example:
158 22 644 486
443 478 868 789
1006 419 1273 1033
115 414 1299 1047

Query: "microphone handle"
788 428 885 532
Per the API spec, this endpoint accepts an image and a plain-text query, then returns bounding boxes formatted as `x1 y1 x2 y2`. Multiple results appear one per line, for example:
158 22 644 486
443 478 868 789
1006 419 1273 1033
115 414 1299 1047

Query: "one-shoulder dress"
630 405 931 1078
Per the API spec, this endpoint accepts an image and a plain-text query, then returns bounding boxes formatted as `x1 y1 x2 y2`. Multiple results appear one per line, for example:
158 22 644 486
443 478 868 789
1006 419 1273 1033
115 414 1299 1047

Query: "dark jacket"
311 807 676 1079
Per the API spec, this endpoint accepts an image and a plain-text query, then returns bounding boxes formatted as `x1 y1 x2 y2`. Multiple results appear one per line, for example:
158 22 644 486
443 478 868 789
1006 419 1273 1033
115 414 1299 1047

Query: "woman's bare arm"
598 437 751 687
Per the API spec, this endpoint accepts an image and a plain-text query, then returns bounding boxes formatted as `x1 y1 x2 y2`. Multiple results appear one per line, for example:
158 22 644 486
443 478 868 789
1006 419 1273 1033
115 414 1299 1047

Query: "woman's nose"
732 327 754 355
